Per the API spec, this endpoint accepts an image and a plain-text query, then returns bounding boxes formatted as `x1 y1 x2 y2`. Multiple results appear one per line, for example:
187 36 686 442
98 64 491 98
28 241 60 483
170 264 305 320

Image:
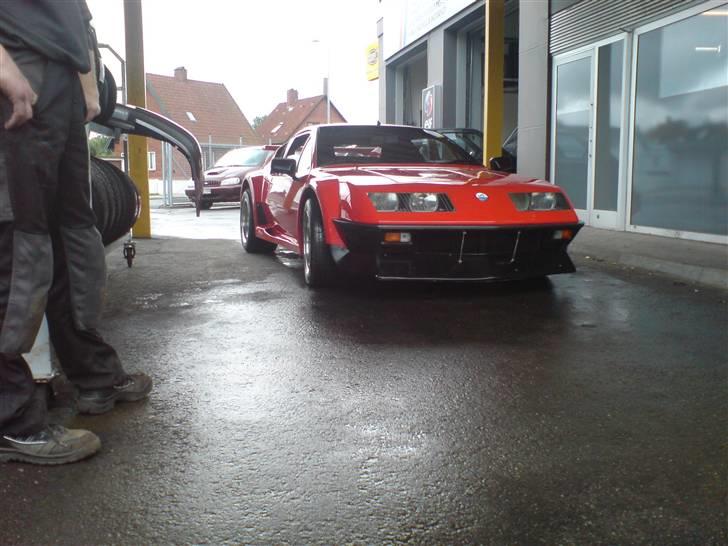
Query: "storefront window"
401 54 428 127
631 6 728 235
466 28 485 131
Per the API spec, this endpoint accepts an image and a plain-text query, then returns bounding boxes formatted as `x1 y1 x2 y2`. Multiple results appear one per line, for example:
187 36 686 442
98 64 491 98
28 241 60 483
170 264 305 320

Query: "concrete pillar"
377 17 387 124
124 0 151 237
427 27 457 128
516 0 549 179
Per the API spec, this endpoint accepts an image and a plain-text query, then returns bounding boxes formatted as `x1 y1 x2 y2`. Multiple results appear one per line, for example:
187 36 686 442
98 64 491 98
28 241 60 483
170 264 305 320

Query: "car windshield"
502 128 518 156
316 126 478 167
441 130 482 157
215 148 272 167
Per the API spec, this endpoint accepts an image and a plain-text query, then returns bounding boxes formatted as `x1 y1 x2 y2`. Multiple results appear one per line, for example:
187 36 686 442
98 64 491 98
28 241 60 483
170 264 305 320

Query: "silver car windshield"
215 148 271 167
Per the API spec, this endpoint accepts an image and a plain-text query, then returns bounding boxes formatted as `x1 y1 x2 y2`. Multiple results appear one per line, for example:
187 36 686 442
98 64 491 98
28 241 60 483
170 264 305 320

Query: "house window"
148 151 156 171
186 111 197 122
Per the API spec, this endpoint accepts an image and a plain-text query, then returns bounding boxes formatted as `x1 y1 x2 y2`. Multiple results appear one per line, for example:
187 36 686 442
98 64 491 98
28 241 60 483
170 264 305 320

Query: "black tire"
198 201 213 210
90 157 139 246
94 66 117 124
240 187 276 253
301 197 336 287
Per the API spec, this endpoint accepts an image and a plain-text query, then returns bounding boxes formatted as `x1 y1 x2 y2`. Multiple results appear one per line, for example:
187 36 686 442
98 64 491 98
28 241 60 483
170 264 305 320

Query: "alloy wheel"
241 193 250 244
303 202 312 279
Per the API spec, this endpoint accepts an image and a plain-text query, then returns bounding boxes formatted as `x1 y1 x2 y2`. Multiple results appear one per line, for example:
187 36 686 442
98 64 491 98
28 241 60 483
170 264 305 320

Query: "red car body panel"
244 125 582 281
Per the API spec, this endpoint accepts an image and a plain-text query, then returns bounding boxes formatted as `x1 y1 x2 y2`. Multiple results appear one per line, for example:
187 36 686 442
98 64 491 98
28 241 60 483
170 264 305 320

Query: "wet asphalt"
1 205 726 545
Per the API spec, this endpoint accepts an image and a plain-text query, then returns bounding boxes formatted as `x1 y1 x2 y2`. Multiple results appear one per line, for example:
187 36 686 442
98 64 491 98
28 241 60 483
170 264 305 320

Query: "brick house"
257 89 347 145
142 67 261 185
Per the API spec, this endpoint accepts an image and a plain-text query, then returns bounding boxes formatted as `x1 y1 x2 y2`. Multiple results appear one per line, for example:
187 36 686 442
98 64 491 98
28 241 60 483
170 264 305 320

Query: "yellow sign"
366 42 379 81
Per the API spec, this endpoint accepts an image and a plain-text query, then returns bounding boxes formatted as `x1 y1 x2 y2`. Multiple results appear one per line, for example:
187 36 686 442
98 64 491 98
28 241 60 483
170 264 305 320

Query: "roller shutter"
549 0 707 55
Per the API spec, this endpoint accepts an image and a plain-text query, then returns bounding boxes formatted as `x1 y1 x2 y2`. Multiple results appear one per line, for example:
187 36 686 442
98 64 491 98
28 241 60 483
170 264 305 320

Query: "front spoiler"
332 220 583 281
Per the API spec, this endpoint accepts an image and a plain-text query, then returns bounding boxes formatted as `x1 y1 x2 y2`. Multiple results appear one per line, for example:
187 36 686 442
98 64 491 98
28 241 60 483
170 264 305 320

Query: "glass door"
551 52 593 223
551 38 627 229
591 39 626 229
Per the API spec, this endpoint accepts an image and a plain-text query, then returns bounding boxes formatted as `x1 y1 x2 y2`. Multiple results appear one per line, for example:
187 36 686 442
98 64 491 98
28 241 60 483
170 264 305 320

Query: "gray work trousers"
0 49 124 435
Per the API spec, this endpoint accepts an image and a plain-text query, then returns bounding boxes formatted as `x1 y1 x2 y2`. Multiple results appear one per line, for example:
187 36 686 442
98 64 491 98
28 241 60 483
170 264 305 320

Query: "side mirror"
270 158 297 178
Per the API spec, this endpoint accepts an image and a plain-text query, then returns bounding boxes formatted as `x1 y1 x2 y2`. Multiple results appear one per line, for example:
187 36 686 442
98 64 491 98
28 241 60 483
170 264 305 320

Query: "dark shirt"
0 0 92 73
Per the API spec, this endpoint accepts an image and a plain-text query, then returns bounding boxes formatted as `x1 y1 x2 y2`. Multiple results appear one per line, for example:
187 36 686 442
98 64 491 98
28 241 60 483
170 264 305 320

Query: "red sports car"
240 124 582 287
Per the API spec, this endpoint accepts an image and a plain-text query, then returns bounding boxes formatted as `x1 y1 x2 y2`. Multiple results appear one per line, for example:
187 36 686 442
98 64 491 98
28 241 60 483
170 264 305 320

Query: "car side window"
295 138 314 177
286 134 309 162
274 145 286 159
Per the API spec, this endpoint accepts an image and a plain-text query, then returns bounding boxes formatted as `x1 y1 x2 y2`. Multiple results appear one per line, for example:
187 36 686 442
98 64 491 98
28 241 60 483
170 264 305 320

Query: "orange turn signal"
383 232 412 243
553 229 573 240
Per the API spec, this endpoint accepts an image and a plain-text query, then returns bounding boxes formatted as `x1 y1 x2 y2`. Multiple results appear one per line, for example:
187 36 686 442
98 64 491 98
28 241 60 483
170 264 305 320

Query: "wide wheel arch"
297 184 344 253
242 176 269 226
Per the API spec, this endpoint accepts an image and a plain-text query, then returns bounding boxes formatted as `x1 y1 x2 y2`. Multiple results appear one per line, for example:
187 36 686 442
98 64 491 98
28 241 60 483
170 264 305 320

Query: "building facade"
378 0 727 244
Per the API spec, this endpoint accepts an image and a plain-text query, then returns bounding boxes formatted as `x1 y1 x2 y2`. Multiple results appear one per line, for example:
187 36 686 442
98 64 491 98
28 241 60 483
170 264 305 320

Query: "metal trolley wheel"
123 239 136 268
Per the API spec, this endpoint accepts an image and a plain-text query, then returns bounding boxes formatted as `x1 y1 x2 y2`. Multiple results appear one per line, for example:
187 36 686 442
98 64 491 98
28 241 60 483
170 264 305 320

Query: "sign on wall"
383 0 475 60
366 42 380 81
421 84 441 128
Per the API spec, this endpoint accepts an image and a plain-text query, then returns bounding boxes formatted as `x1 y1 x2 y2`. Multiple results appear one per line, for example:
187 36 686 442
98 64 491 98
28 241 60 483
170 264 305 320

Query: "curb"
572 249 728 291
618 254 728 291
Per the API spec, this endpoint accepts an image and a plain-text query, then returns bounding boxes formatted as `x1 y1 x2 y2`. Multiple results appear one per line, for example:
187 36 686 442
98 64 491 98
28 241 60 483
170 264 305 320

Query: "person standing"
0 1 151 465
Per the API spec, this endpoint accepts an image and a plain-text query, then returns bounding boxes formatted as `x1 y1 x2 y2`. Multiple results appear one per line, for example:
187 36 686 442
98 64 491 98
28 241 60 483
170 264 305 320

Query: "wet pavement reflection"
1 206 725 544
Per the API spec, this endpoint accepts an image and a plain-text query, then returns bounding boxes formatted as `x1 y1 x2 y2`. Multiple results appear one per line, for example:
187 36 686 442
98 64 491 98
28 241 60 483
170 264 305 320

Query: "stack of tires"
90 156 140 246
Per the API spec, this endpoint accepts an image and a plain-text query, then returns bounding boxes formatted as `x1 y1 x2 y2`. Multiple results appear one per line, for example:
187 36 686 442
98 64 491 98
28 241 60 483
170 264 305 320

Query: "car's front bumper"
333 220 583 281
184 185 241 203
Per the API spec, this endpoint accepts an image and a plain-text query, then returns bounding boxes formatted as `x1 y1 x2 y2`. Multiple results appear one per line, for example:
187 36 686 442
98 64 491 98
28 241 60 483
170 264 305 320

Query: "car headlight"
509 192 569 211
368 192 454 212
220 177 241 186
368 192 399 212
409 192 439 212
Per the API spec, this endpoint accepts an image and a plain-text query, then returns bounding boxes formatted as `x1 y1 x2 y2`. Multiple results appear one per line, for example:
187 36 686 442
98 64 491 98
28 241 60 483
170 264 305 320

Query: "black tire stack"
90 156 140 246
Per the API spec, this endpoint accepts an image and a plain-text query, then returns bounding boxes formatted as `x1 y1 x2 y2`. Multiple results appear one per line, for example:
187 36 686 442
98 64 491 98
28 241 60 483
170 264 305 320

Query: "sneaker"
77 373 153 415
0 424 100 465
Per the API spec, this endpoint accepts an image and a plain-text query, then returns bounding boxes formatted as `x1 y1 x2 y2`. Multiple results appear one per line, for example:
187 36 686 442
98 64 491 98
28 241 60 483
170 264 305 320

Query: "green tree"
88 135 112 158
252 115 267 130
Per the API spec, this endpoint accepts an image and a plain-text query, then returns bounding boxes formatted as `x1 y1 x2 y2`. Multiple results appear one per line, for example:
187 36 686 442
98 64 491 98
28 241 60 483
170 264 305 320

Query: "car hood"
317 164 549 189
315 164 579 225
204 165 259 182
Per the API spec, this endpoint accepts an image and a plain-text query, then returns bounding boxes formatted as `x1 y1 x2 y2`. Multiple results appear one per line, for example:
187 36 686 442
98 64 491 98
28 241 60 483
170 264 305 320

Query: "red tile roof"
258 92 347 144
146 71 262 146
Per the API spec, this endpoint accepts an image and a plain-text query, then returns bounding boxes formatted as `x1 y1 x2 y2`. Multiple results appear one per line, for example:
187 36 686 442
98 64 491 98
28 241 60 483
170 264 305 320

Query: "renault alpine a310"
239 124 582 287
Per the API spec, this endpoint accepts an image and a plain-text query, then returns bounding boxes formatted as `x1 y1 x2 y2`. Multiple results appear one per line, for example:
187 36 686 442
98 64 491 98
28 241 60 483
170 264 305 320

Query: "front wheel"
240 187 276 254
198 201 213 210
302 198 336 287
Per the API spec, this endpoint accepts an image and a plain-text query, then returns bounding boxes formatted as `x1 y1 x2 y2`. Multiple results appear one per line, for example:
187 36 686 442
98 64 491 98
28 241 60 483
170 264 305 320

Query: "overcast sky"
86 0 381 124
